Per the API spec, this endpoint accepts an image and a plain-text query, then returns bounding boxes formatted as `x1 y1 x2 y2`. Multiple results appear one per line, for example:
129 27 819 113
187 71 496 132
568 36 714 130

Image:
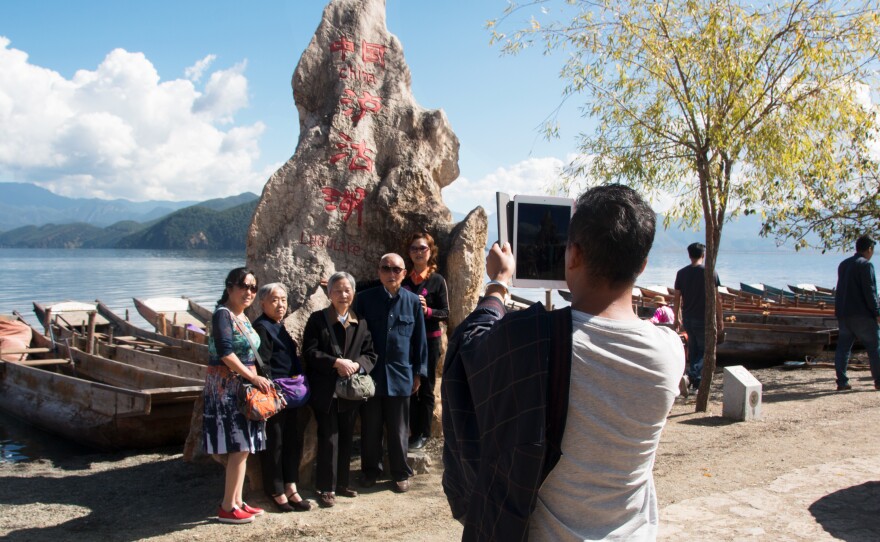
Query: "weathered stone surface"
247 0 485 345
244 1 486 481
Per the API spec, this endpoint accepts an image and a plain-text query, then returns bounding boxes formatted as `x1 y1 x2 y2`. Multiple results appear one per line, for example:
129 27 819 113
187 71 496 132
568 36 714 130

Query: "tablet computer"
510 195 574 289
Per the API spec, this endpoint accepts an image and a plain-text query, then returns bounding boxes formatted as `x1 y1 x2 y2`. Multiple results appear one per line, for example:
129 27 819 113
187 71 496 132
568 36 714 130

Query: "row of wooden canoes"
0 283 843 452
631 284 838 365
0 299 212 451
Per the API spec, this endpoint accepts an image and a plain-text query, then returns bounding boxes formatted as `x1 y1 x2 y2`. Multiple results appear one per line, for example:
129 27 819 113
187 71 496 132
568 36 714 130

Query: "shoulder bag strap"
217 306 268 378
321 309 344 358
542 306 573 482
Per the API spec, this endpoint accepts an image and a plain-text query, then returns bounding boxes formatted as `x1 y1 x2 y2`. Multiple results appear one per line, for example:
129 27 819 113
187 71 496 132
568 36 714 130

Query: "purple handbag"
274 375 310 408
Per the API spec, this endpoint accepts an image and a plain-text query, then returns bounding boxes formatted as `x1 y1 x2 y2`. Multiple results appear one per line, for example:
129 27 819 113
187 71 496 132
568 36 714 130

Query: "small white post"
722 365 762 421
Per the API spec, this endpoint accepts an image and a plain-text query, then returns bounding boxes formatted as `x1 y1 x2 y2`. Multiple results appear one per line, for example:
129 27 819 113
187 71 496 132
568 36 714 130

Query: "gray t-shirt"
529 310 684 541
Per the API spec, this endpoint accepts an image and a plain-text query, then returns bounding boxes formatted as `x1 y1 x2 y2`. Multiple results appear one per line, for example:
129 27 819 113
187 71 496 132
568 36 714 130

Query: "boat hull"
716 322 835 364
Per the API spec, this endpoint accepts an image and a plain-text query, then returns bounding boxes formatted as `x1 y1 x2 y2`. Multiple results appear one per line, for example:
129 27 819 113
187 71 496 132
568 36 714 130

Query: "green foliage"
490 0 880 247
490 0 880 410
0 198 258 250
115 200 258 249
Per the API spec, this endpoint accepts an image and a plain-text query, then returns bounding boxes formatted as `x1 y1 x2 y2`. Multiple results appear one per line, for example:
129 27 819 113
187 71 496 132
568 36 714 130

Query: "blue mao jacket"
355 285 428 397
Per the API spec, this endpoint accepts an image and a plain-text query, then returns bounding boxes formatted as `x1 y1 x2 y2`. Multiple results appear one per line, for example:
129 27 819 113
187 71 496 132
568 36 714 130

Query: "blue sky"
0 0 589 214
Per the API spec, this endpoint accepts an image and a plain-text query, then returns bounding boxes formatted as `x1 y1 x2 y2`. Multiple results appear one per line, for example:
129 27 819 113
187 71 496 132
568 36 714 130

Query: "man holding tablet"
443 185 684 541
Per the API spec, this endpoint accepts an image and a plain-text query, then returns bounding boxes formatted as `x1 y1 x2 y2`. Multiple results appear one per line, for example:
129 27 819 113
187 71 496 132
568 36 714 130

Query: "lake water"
0 246 848 462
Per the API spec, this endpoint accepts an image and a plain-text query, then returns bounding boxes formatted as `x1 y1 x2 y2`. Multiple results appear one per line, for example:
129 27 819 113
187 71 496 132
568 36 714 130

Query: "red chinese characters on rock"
329 37 386 68
361 41 386 67
340 89 382 123
330 37 356 61
321 187 367 227
330 132 374 172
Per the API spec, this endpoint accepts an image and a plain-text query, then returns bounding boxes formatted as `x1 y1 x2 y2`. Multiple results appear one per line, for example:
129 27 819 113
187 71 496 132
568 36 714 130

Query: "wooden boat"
0 314 203 450
36 301 210 365
32 300 112 335
716 322 835 364
133 296 211 344
788 284 836 303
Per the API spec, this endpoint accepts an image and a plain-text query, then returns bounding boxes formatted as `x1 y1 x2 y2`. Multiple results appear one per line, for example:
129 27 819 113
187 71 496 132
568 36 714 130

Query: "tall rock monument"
247 0 487 338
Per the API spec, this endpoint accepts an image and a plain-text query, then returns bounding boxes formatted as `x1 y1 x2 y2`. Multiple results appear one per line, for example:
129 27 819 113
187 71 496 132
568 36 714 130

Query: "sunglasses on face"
237 282 258 293
409 245 429 253
380 265 405 275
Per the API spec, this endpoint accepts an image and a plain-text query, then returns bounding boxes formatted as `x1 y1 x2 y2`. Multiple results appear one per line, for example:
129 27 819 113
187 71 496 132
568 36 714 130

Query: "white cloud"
442 156 566 214
185 54 216 82
0 37 266 201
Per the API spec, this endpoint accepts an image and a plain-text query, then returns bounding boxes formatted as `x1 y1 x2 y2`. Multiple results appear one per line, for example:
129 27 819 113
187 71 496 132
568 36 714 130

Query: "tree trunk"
694 158 724 412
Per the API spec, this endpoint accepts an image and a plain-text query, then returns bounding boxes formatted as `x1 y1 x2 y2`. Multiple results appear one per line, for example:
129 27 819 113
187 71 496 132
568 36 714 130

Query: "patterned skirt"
203 364 267 454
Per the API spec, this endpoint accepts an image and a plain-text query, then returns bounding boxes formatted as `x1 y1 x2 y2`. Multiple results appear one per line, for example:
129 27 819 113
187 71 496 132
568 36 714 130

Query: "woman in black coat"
253 282 312 513
302 271 377 508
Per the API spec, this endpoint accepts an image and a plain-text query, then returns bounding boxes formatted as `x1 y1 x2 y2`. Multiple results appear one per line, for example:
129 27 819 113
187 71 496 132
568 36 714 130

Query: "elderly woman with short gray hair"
303 271 377 508
252 282 312 512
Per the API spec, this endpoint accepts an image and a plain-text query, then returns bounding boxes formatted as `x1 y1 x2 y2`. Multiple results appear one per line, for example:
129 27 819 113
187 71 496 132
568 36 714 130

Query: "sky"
0 0 589 214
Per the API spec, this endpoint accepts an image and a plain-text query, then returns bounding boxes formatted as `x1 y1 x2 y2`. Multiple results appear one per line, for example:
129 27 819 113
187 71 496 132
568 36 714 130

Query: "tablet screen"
512 196 573 289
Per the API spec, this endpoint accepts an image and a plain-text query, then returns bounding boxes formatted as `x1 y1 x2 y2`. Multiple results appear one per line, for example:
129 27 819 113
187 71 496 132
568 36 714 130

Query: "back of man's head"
856 235 875 253
568 185 655 286
687 242 706 260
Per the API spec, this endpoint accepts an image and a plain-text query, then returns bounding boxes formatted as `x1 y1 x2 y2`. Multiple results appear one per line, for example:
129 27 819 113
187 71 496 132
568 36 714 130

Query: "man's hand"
411 374 421 395
487 241 515 284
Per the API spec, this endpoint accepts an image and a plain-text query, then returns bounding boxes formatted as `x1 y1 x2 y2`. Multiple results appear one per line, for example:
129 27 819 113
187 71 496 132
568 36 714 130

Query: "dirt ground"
1 353 878 541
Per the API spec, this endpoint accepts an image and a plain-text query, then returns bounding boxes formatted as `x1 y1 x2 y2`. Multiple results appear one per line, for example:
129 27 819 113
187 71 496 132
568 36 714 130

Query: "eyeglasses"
409 245 429 253
380 265 405 275
238 283 258 293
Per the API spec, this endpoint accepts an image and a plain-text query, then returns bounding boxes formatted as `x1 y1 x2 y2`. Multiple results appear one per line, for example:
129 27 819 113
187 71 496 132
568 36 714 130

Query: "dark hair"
856 235 875 253
687 242 706 260
217 267 256 306
403 231 438 275
567 185 655 286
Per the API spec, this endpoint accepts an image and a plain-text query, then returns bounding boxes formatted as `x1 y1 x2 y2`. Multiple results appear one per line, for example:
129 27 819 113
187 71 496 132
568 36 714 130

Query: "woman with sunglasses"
402 232 449 450
203 267 274 524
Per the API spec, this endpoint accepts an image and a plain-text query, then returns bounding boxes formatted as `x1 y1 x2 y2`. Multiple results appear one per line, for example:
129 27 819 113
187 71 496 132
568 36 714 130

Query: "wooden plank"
17 358 71 367
68 347 202 391
0 347 51 355
98 343 207 380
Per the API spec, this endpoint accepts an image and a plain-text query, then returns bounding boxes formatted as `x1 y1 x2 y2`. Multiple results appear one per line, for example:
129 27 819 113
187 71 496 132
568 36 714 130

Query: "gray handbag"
323 309 375 401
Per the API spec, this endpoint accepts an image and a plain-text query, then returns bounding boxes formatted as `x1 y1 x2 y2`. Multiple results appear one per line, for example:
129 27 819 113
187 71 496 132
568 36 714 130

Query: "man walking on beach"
442 185 684 540
673 242 723 392
833 235 880 391
356 253 428 493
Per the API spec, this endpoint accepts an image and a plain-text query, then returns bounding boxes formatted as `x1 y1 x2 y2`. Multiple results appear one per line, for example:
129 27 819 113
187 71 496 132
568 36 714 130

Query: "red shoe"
217 505 254 524
240 502 264 516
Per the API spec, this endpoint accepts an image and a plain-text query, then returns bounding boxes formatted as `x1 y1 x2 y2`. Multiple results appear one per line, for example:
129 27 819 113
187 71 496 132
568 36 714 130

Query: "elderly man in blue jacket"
356 253 428 493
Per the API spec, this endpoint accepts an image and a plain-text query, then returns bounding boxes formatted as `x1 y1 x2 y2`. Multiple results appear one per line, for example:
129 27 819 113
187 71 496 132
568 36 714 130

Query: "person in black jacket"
253 283 312 513
834 234 880 391
402 232 449 450
302 271 377 508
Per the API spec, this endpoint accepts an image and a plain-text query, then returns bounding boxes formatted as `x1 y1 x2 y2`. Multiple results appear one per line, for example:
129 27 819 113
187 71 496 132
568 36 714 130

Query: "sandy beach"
1 354 878 541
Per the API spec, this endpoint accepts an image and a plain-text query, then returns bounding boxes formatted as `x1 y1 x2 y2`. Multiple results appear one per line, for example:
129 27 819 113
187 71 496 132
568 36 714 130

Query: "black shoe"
393 479 410 493
837 383 852 391
360 475 377 488
336 486 358 498
408 436 428 450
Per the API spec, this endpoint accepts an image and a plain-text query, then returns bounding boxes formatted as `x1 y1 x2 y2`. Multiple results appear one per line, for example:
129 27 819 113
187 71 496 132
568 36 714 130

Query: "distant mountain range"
1 182 814 252
0 182 199 231
0 182 259 249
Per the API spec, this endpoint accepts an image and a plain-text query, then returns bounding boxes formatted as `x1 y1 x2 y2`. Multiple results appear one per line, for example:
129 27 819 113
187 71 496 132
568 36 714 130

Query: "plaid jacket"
441 296 572 542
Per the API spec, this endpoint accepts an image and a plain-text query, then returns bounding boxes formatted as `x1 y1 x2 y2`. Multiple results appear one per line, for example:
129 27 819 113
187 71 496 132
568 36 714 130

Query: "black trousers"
258 407 306 496
410 337 440 439
360 395 412 481
312 399 359 492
